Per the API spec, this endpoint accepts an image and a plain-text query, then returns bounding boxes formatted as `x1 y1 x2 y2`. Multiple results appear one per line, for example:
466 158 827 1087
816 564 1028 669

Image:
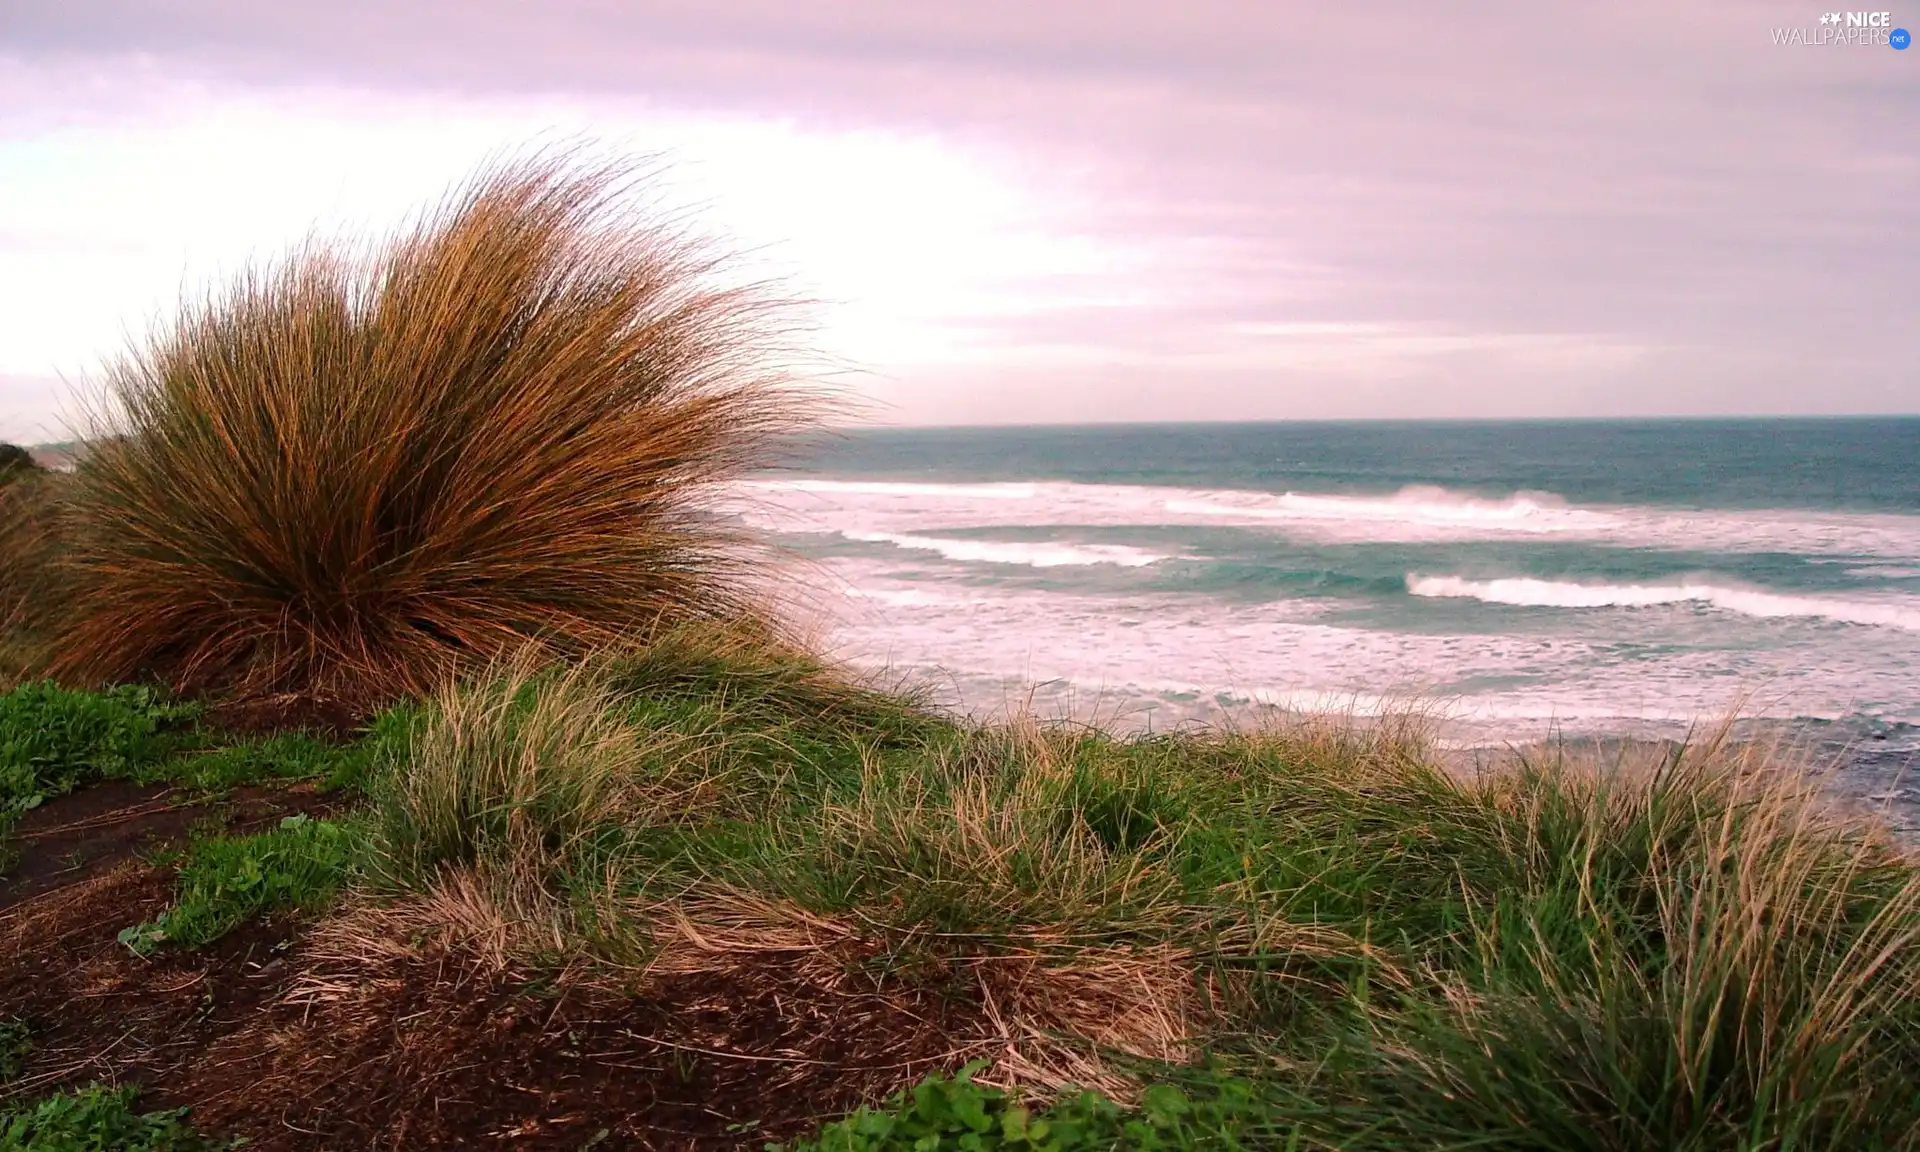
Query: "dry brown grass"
636 888 1205 1099
231 641 1920 1143
299 881 1208 1105
48 152 822 711
0 470 66 686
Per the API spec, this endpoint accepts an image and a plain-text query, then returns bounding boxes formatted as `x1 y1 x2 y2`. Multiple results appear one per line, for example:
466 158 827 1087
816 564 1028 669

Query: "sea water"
733 419 1920 826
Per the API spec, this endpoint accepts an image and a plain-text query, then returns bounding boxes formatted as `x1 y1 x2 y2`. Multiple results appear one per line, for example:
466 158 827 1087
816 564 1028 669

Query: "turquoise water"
790 420 1920 511
736 419 1920 821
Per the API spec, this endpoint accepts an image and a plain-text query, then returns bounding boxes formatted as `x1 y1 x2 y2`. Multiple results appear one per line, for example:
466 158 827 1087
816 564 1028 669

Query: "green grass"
0 679 389 811
0 1018 28 1084
159 725 394 798
353 643 1920 1151
0 678 391 881
11 639 1920 1149
16 146 1911 1149
119 814 361 955
0 682 201 840
0 1085 220 1151
0 679 386 954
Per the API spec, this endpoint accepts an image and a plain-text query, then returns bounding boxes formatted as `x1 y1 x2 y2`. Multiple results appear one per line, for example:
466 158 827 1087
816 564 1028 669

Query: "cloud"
0 1 1915 421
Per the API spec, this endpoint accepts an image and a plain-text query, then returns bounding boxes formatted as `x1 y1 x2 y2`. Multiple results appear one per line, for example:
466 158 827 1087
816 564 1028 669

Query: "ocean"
732 419 1920 828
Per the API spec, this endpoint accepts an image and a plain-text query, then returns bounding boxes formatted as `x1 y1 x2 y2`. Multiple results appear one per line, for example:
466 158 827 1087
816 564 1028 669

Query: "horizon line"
814 412 1920 433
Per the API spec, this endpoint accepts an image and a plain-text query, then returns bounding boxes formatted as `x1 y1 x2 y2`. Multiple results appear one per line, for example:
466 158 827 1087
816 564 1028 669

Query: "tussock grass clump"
367 650 711 890
0 472 65 686
357 629 938 969
50 154 818 710
1311 739 1920 1152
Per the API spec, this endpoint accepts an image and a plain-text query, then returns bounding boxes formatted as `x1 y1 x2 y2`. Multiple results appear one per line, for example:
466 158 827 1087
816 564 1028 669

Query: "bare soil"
202 691 368 740
1 779 341 913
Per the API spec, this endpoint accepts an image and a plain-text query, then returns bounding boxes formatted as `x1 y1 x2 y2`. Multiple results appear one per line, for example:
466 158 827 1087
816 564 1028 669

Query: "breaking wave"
1165 485 1612 533
738 477 1920 556
842 531 1169 568
1407 573 1920 631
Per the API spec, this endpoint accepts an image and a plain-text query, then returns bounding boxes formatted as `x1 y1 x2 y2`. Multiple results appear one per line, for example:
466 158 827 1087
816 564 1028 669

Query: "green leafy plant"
0 1016 29 1083
0 1083 219 1151
121 814 359 954
0 681 200 819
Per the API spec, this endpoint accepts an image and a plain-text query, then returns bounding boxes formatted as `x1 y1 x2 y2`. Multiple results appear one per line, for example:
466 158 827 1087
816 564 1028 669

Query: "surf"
1407 573 1920 631
840 530 1169 568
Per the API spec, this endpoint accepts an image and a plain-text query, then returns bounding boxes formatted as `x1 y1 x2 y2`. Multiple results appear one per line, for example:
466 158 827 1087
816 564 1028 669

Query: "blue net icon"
1892 27 1912 49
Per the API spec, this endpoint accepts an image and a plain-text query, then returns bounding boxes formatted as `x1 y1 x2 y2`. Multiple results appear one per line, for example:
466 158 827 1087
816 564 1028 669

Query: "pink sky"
1 1 1915 439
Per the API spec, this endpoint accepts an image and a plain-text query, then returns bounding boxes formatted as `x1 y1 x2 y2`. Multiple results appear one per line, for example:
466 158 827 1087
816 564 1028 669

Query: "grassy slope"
4 632 1917 1151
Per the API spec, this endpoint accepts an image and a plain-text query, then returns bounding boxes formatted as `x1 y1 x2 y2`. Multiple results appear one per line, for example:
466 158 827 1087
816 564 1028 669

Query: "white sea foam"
839 585 954 607
1165 485 1612 534
738 473 1920 752
843 530 1168 568
1407 573 1920 631
733 477 1920 557
753 479 1040 500
802 557 1920 740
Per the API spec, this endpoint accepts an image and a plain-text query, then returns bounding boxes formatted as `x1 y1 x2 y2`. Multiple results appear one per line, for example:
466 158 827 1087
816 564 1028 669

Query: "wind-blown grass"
0 471 63 687
48 153 819 711
9 636 1917 1148
1295 742 1920 1151
11 140 1911 1149
339 642 1920 1149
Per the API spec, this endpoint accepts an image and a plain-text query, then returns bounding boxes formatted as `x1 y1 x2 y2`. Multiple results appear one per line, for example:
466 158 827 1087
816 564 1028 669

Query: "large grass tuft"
1304 738 1920 1151
0 471 64 687
48 153 818 710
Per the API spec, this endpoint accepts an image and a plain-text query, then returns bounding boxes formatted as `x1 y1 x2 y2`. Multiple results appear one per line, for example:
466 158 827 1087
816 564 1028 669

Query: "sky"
0 1 1915 439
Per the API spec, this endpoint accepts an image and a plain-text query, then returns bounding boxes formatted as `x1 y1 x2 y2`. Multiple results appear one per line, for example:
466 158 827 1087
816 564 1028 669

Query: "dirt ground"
202 691 368 740
1 779 341 913
0 785 974 1149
